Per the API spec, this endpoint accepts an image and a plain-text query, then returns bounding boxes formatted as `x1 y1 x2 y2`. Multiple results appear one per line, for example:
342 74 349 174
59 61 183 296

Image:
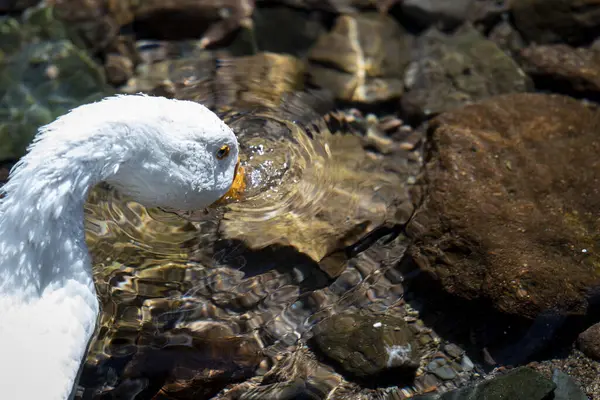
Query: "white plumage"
0 94 239 399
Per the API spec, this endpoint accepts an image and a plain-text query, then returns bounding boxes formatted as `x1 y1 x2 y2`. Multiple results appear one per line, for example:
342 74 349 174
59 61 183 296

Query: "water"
78 98 429 398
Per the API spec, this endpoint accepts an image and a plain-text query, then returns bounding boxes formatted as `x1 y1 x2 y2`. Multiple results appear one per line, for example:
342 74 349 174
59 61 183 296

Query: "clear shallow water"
78 100 424 398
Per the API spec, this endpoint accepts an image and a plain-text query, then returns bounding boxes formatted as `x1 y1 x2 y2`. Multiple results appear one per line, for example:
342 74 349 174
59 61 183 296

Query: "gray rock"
440 367 556 400
401 24 531 121
427 358 457 380
552 369 588 400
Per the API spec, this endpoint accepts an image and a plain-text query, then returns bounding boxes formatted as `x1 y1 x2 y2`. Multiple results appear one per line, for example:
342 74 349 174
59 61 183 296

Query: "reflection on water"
79 97 431 398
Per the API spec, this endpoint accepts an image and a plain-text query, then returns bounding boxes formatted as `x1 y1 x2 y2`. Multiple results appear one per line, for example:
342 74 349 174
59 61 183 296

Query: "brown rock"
511 0 600 45
578 323 600 360
406 93 600 319
520 44 600 97
310 312 421 379
104 53 134 86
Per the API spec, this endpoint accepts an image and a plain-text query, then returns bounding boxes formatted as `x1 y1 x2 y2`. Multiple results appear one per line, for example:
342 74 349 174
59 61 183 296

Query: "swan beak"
214 158 246 205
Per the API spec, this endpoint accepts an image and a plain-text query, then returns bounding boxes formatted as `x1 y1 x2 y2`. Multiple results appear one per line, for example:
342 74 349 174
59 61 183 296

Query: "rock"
310 312 421 380
578 323 600 360
52 0 255 50
120 326 263 399
406 93 600 319
400 0 474 29
439 367 556 400
527 349 600 399
308 12 410 103
488 19 526 57
104 53 134 86
256 0 399 13
512 0 600 45
552 369 588 400
124 51 307 110
228 5 325 58
401 24 531 121
427 357 457 380
187 52 307 109
466 0 510 26
0 5 112 161
0 0 41 12
519 44 600 98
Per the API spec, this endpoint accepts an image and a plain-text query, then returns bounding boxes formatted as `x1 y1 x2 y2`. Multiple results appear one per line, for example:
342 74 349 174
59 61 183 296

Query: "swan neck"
0 129 126 300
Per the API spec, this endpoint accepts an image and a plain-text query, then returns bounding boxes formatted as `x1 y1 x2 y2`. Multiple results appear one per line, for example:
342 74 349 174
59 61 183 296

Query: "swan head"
93 95 241 210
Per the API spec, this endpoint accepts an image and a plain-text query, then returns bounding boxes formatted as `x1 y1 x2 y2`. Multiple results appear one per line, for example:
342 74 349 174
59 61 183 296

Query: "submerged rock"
552 369 588 400
401 24 531 121
406 93 600 319
511 0 600 45
256 0 399 13
519 44 600 98
308 12 410 103
0 5 112 161
428 367 556 400
400 0 474 29
578 323 600 361
52 0 255 50
310 312 421 380
0 0 40 12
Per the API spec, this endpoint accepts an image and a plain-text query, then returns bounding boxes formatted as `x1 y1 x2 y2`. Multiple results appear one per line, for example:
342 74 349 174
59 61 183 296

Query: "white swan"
0 94 241 399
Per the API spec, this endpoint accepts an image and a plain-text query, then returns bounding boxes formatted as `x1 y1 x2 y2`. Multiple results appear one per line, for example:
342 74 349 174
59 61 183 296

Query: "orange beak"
214 158 246 205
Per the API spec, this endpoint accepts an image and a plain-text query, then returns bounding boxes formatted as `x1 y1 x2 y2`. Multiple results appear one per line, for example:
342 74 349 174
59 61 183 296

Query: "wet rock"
467 0 510 26
438 367 555 400
228 6 325 58
310 312 421 380
552 369 588 400
400 0 474 29
0 0 40 12
406 93 600 319
257 0 399 13
528 349 600 399
0 5 112 161
488 19 526 57
401 24 531 121
125 51 307 110
427 357 457 380
512 0 600 45
52 0 254 50
578 323 600 360
182 52 306 109
308 12 410 103
399 0 508 30
104 53 134 86
520 44 600 98
119 327 263 399
214 348 343 399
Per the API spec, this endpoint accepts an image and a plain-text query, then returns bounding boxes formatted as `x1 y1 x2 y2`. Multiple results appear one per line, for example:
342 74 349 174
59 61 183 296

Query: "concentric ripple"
80 100 421 399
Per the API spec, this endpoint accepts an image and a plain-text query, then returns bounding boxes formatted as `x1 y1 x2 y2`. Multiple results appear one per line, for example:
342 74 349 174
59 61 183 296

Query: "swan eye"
216 145 230 160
